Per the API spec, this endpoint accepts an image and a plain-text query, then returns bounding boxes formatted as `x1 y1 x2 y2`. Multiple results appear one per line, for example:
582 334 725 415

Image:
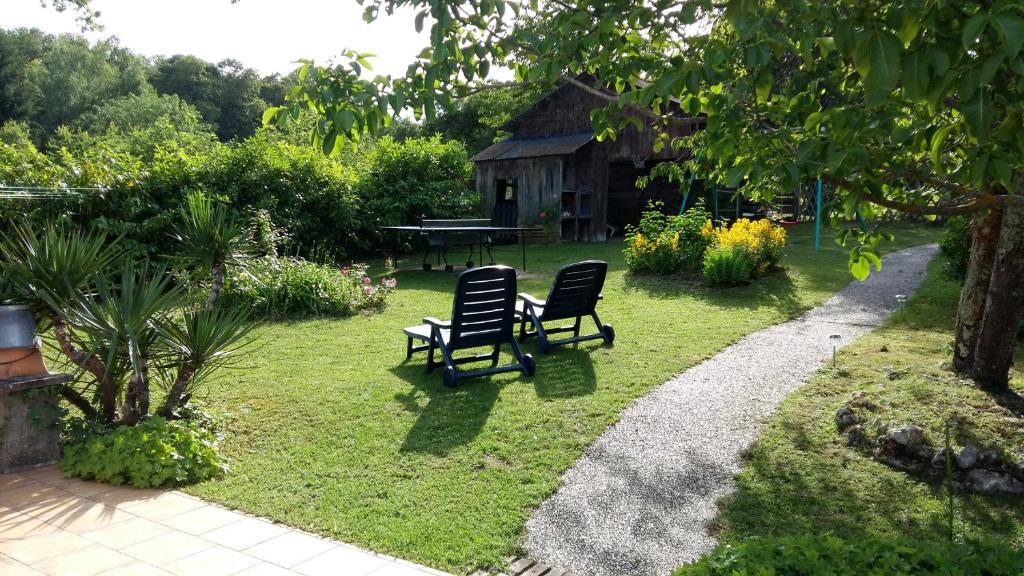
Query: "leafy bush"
624 201 712 274
939 216 970 282
674 534 1024 575
357 136 477 248
203 134 362 260
221 257 396 317
60 416 225 488
702 245 752 285
703 217 787 276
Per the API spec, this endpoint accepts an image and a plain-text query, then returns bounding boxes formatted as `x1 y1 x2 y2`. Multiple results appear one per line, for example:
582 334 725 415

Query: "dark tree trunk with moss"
206 261 224 311
953 189 1024 389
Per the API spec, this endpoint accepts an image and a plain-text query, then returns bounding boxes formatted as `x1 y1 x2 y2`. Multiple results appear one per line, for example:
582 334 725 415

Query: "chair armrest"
422 317 451 328
517 293 545 308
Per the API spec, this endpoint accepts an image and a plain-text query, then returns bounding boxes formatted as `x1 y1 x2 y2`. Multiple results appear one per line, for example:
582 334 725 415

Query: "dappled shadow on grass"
718 437 954 542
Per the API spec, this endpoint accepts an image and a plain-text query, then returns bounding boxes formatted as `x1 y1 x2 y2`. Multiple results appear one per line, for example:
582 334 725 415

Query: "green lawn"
185 223 941 574
715 257 1024 548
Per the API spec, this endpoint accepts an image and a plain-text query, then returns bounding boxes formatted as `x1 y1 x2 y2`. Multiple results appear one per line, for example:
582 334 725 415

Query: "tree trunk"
52 313 116 422
121 355 152 425
953 178 1024 388
158 363 195 418
953 208 1002 373
206 261 224 311
972 199 1024 388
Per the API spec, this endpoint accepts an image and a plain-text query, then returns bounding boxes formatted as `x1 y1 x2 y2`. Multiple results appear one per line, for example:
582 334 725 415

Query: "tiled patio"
0 466 450 576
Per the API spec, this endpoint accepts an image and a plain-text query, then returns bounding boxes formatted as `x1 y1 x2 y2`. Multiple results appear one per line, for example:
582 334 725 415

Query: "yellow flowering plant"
701 218 787 284
624 200 711 274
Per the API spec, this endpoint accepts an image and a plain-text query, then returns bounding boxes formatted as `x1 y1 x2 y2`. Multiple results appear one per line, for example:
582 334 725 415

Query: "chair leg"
406 337 414 360
438 343 459 387
573 316 582 337
426 337 438 373
490 344 501 367
509 338 535 376
531 309 551 353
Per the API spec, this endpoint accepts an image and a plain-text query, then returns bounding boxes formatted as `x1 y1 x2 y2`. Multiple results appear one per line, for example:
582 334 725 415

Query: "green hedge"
0 125 473 262
674 535 1024 576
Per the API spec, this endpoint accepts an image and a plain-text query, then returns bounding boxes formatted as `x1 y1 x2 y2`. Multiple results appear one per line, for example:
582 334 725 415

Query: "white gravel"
523 244 939 576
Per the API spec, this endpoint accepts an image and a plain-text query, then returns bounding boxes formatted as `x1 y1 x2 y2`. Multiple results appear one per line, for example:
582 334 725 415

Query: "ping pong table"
379 224 542 271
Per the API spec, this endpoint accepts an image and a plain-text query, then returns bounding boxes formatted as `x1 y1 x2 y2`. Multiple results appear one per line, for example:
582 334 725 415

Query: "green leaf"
930 124 953 173
992 157 1012 186
755 71 772 102
415 10 427 33
962 93 994 140
261 106 281 127
849 254 871 280
992 12 1024 59
898 12 921 44
862 250 883 272
962 13 988 48
902 50 930 100
858 30 903 105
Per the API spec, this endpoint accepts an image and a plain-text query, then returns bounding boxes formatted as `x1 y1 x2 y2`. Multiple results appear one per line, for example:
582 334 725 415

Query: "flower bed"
221 258 396 317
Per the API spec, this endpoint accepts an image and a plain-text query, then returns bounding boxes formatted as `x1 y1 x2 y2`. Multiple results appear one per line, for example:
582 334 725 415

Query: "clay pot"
0 348 47 379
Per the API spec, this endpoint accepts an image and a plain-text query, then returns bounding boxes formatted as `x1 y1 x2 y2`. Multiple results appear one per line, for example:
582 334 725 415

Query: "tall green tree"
259 0 1024 388
0 29 148 138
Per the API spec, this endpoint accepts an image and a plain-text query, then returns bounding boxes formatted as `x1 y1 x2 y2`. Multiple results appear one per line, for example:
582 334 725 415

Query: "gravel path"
524 244 939 576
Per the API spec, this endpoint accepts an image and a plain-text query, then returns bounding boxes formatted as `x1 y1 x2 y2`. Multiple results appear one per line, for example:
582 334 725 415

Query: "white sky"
2 0 431 78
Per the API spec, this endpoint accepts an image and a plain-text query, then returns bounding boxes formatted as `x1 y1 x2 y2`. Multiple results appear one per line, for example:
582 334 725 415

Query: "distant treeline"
0 27 291 143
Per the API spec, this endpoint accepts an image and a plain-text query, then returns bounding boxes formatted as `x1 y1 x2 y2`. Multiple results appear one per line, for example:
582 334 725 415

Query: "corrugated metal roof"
470 133 594 162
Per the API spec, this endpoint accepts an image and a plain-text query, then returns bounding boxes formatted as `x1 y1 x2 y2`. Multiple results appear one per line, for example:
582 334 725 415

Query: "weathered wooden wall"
476 157 563 241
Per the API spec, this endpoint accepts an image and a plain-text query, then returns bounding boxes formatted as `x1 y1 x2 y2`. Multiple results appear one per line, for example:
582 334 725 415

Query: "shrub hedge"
674 535 1024 576
0 125 474 262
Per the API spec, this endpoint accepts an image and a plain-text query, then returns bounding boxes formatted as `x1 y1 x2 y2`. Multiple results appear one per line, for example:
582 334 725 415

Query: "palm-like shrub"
171 191 255 310
0 221 254 427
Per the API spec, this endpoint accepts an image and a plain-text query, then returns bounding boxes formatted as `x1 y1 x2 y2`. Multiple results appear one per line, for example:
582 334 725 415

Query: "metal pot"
0 306 38 349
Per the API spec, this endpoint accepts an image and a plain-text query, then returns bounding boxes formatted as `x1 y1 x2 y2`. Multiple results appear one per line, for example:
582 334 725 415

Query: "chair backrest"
540 260 607 322
423 219 491 246
449 266 517 349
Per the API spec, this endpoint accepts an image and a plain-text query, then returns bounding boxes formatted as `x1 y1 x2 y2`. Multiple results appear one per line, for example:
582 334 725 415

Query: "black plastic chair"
516 260 615 353
406 265 536 387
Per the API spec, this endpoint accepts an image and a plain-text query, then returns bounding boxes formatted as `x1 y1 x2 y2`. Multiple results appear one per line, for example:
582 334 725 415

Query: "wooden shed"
470 80 703 241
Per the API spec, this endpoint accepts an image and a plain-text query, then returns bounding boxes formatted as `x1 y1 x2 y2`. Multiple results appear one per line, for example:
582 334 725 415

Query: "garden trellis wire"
0 185 107 199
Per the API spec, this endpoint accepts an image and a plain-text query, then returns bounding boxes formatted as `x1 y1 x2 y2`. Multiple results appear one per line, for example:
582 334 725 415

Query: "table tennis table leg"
421 235 432 271
521 231 527 272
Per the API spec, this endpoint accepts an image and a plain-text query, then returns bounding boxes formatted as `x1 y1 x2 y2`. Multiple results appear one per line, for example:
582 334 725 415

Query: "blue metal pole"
815 178 823 251
680 153 701 215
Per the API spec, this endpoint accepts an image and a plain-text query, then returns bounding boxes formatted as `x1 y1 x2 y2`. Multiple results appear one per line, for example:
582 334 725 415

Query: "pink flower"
341 267 350 276
539 211 546 220
381 278 397 289
363 285 375 295
362 276 371 285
